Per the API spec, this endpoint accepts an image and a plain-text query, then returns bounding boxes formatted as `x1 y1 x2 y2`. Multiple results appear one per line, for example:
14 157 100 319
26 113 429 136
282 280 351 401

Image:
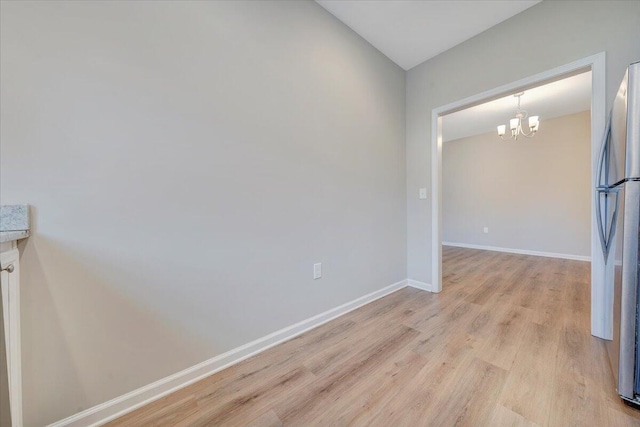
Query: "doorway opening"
430 53 609 339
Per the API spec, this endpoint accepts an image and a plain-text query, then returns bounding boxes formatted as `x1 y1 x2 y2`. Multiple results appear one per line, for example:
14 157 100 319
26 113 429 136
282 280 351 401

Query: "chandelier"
497 92 539 140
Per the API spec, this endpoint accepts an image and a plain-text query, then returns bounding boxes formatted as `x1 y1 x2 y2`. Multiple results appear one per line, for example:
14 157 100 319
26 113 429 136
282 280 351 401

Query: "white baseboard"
442 241 591 262
48 279 416 427
407 279 436 292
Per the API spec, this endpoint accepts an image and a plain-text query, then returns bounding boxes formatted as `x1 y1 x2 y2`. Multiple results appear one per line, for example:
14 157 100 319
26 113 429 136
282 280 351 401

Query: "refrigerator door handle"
597 189 604 257
597 114 613 189
596 189 609 259
596 187 620 261
608 189 620 259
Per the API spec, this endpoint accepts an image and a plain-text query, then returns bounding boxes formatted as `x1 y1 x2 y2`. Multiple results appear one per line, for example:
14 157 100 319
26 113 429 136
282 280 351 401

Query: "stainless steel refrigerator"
598 61 640 405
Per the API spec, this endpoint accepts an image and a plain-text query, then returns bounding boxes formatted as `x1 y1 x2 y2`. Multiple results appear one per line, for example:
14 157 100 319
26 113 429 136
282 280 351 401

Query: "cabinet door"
0 277 10 427
1 248 21 427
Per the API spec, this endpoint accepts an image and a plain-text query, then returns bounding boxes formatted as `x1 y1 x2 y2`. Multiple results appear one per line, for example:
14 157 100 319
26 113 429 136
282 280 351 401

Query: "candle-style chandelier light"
497 92 539 140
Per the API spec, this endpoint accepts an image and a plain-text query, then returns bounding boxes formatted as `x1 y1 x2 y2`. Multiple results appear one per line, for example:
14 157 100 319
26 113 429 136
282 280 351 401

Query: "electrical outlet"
313 263 322 279
483 227 489 234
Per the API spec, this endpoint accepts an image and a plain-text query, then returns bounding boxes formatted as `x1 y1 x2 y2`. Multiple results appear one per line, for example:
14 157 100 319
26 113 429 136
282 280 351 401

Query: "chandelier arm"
519 124 536 137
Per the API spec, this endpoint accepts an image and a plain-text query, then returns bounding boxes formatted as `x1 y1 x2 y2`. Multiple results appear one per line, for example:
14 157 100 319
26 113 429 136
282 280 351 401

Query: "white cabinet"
1 243 22 427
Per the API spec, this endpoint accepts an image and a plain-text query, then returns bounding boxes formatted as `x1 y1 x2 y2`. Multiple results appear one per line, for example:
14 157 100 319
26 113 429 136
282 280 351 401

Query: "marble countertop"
0 230 30 243
0 205 31 243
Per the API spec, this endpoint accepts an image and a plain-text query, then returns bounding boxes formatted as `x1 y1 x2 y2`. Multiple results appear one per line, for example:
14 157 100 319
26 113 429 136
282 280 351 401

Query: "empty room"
1 1 639 426
440 72 593 314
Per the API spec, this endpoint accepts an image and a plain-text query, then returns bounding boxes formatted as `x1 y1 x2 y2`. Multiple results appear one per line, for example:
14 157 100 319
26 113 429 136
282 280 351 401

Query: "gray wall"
406 0 640 283
0 1 406 425
442 111 591 257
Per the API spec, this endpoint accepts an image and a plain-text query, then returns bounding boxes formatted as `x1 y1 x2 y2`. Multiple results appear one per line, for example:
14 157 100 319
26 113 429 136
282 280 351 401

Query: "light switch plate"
313 263 322 279
419 188 428 199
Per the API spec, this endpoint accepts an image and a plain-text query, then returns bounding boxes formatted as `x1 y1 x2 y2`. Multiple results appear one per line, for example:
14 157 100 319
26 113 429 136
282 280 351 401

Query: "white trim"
1 247 22 427
48 279 413 427
431 112 443 293
442 242 591 262
407 279 436 292
431 52 608 338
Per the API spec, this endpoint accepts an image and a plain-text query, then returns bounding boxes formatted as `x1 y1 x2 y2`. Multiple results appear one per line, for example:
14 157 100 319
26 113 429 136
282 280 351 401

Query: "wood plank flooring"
108 247 640 426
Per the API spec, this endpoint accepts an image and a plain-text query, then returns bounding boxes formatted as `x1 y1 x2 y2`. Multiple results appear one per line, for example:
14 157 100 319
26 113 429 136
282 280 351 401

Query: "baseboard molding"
407 279 436 292
442 241 591 262
48 279 413 427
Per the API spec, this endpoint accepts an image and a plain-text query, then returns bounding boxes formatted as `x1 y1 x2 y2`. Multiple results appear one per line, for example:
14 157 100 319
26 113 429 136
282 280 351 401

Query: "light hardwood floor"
108 247 640 426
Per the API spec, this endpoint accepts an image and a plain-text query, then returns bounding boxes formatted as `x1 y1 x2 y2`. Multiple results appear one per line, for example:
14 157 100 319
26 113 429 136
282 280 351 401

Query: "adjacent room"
1 1 639 426
442 72 592 261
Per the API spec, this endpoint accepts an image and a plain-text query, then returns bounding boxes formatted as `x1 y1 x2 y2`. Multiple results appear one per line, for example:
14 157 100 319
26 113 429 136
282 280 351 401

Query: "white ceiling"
442 71 592 142
315 0 540 70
